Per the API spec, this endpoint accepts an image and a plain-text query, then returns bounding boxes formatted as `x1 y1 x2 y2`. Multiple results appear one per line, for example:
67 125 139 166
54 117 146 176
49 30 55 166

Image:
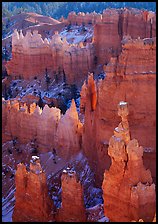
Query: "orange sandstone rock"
2 99 60 151
56 168 86 222
13 156 54 222
93 8 156 65
6 29 95 85
55 99 83 159
82 37 156 185
102 102 156 222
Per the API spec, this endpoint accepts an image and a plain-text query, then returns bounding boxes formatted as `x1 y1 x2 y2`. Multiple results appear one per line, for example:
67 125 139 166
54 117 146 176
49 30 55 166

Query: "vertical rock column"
12 156 54 222
102 101 156 222
56 167 86 222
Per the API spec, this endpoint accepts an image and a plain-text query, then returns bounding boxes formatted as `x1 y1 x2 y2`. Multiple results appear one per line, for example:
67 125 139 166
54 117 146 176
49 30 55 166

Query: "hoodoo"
13 156 54 222
2 3 156 222
102 102 156 222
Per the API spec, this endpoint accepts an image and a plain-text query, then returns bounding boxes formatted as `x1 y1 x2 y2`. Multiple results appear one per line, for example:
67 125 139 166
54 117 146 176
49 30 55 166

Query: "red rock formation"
153 213 156 222
67 8 156 39
122 8 156 39
94 9 122 65
87 73 97 111
82 37 156 185
93 8 156 65
102 101 156 222
6 29 95 85
6 8 155 85
56 167 86 222
55 99 83 159
80 80 87 113
106 37 156 78
13 156 54 222
2 98 83 156
80 73 97 113
63 43 95 85
2 99 60 151
67 11 102 25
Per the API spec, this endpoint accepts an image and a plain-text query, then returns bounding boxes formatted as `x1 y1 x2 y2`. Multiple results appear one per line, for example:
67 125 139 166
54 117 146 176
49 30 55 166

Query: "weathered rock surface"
2 99 60 151
102 101 156 222
56 167 86 222
13 156 54 222
67 11 102 25
94 9 122 65
6 29 95 85
93 8 156 65
5 8 155 88
55 99 83 159
2 98 83 157
82 37 156 185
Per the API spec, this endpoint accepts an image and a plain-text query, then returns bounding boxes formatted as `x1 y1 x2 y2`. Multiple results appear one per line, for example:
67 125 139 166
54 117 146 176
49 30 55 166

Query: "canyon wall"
5 8 155 85
13 157 54 222
67 8 156 35
93 8 156 65
102 101 156 222
6 29 95 85
94 9 122 65
56 167 87 222
2 98 82 158
67 11 102 25
82 37 156 185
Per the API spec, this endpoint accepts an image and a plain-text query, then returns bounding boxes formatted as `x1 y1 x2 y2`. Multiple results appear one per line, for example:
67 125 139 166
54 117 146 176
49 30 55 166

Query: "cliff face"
67 11 102 25
94 9 122 65
82 37 156 185
93 8 156 65
63 42 95 84
5 8 155 85
102 101 156 222
2 99 82 157
56 167 86 222
2 99 60 151
6 29 95 85
13 156 54 222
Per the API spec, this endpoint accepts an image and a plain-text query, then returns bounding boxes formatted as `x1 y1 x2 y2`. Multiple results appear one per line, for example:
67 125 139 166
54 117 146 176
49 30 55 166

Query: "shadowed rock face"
12 156 54 222
56 167 87 222
102 102 156 222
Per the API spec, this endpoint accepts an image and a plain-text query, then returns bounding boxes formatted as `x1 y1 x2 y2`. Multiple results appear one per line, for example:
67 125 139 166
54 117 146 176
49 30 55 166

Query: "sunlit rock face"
93 8 156 65
12 157 54 222
56 167 87 222
2 99 83 158
55 99 83 159
102 102 156 222
82 37 156 185
6 29 95 86
2 99 60 151
67 11 102 25
94 9 122 65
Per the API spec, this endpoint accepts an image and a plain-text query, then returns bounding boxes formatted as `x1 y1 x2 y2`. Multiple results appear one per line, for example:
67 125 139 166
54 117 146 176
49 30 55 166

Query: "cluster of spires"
12 28 94 52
